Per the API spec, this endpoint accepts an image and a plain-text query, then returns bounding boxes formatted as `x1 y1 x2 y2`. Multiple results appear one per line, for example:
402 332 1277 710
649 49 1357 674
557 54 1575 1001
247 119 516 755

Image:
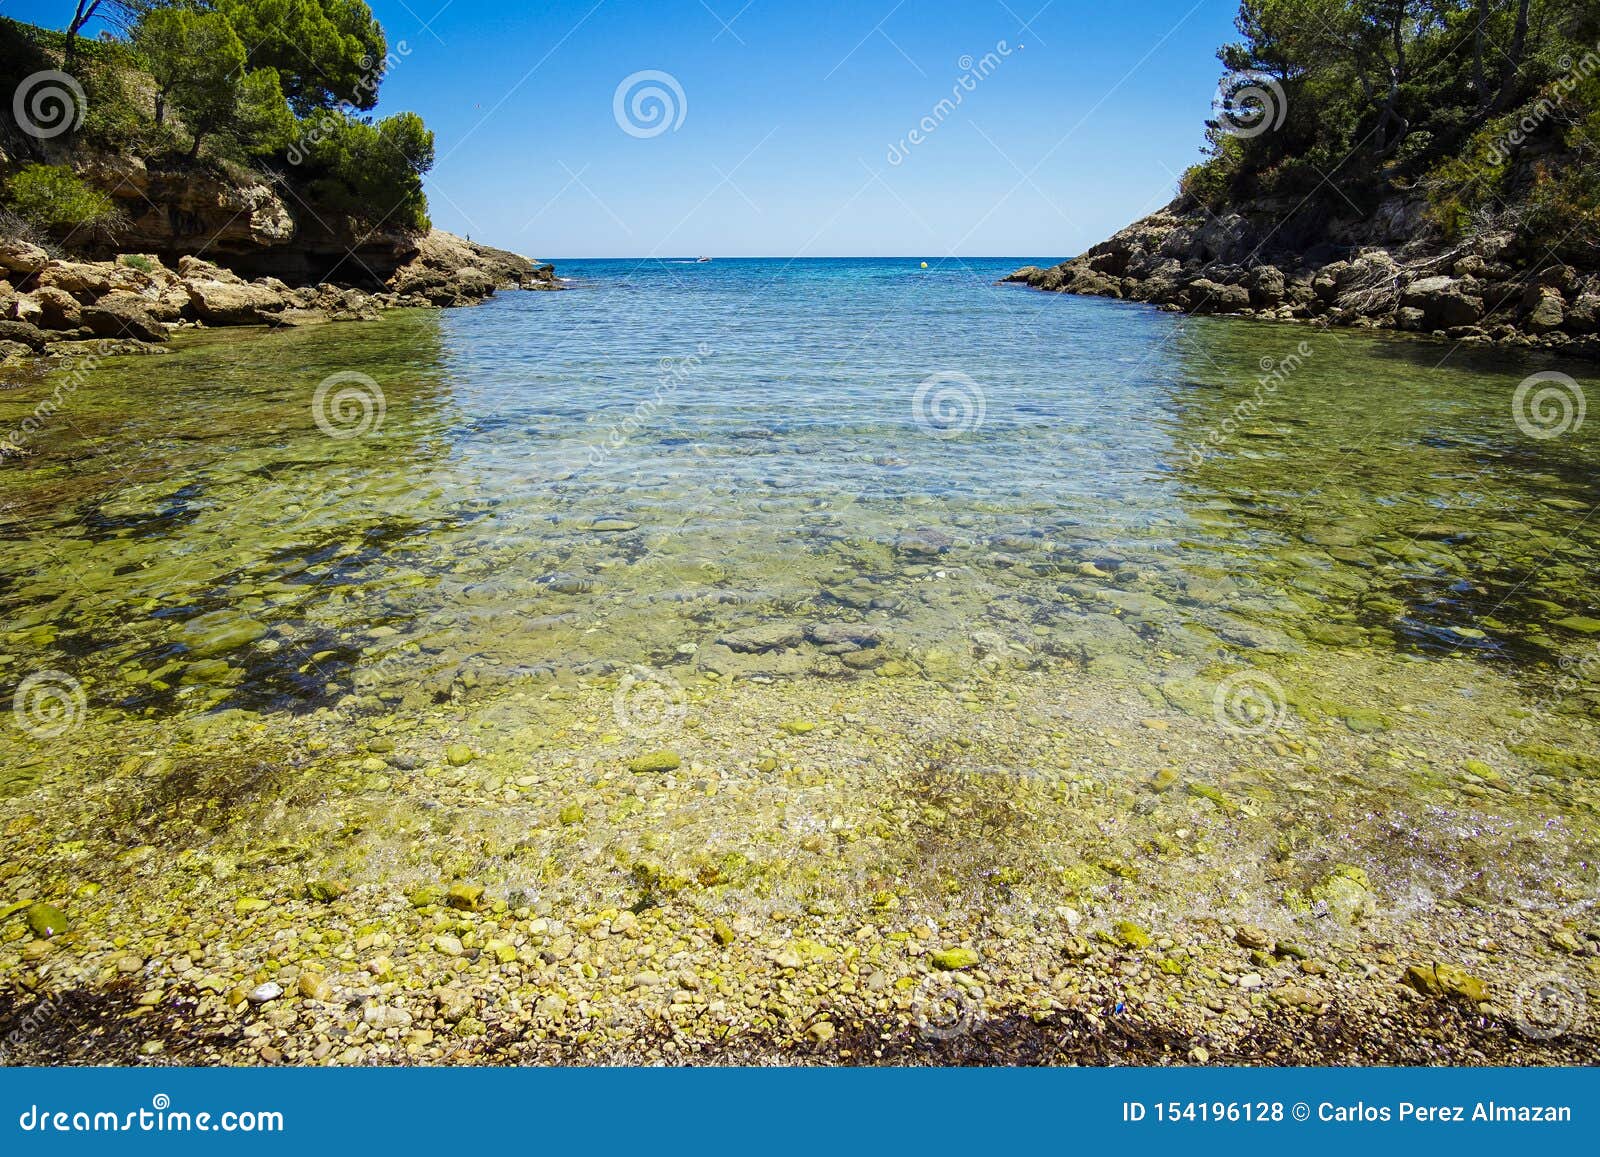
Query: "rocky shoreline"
0 229 557 368
1006 197 1600 360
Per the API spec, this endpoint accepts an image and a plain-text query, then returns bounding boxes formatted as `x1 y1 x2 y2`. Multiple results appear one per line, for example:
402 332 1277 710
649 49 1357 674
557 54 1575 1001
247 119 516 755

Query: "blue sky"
11 0 1242 258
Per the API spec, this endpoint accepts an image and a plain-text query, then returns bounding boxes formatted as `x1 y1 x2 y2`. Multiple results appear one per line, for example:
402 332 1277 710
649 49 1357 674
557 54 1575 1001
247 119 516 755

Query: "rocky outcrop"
388 230 557 305
1005 196 1599 358
0 230 559 364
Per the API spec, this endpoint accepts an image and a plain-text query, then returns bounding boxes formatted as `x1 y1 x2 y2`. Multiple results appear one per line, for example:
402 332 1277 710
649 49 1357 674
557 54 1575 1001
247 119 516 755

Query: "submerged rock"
25 902 68 939
628 751 682 773
718 623 803 653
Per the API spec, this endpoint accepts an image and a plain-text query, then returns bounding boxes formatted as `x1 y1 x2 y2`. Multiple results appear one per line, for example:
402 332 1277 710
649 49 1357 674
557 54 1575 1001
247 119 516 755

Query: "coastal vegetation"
1183 0 1600 263
1013 0 1600 356
1 0 433 240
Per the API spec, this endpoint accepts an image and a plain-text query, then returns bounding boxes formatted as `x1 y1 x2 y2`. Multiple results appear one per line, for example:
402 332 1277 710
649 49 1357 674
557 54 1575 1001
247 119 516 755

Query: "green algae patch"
1340 708 1390 734
1509 742 1600 775
1555 616 1600 634
1111 920 1153 950
929 947 981 970
628 751 682 773
25 902 68 939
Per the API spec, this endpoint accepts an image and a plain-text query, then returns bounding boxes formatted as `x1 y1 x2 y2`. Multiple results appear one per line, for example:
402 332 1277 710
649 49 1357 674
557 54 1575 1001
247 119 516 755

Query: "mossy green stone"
628 751 682 773
929 946 981 970
1187 782 1234 810
407 884 445 908
1149 767 1180 793
444 744 476 766
559 804 584 825
26 902 68 939
1112 920 1153 949
1341 709 1389 733
1555 615 1600 634
1432 963 1489 1002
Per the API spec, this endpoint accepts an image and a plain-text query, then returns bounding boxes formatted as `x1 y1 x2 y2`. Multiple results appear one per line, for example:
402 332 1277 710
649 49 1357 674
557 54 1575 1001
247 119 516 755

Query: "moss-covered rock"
25 902 68 939
929 946 981 970
628 751 682 773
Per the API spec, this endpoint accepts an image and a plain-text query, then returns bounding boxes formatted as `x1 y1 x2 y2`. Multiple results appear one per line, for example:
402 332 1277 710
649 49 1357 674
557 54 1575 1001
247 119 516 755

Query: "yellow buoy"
919 261 928 269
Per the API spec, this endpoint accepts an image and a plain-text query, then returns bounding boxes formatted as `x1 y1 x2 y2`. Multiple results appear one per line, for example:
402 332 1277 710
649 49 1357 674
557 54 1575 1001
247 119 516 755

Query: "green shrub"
292 110 434 232
3 164 123 238
1179 157 1235 210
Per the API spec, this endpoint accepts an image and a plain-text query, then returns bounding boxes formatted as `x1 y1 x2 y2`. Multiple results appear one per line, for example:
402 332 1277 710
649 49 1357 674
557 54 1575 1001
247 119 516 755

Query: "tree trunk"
64 1 102 71
1471 0 1488 102
1491 0 1533 112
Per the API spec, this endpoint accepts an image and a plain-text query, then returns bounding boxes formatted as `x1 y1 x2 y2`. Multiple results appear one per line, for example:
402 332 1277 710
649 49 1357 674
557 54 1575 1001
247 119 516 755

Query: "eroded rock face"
82 155 297 256
1005 194 1599 355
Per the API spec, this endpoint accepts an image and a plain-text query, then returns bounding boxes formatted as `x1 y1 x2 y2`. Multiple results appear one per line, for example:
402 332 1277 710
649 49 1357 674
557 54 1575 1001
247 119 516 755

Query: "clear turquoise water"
0 257 1597 724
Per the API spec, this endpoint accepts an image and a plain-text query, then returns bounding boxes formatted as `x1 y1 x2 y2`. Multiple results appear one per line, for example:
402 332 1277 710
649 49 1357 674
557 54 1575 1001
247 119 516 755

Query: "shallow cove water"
4 258 1598 713
0 259 1596 1061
